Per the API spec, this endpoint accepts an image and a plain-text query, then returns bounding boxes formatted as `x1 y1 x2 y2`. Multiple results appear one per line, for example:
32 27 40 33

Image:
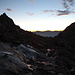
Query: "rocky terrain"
0 13 75 75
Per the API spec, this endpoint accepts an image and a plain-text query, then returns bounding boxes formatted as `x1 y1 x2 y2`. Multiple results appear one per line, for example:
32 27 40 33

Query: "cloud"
42 9 75 16
26 12 35 16
27 0 34 3
57 0 75 16
42 0 75 16
57 10 70 16
42 10 54 13
6 9 12 11
57 10 75 16
62 0 74 9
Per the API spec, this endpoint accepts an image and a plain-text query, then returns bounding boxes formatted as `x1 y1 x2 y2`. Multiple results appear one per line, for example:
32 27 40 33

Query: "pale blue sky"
0 0 75 31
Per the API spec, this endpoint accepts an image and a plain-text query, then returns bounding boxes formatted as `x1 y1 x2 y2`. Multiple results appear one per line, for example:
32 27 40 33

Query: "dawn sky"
0 0 75 31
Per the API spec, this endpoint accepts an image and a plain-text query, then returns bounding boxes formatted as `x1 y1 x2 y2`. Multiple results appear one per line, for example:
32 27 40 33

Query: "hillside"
0 13 54 52
55 22 75 47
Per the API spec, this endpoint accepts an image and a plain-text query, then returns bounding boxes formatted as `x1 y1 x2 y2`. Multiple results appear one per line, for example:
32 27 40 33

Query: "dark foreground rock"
0 42 71 75
0 13 75 75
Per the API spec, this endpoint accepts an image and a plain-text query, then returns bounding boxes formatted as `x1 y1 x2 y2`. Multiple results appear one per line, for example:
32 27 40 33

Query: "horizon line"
28 30 63 32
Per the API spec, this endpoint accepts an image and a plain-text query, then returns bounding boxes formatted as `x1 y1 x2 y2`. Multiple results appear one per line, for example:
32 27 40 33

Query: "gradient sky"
0 0 75 31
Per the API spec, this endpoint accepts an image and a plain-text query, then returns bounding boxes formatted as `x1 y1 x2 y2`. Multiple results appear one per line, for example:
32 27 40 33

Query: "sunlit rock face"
0 13 75 75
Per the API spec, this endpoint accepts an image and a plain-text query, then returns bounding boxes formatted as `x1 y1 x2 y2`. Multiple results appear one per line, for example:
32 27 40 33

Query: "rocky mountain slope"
55 22 75 47
0 13 75 75
0 13 53 52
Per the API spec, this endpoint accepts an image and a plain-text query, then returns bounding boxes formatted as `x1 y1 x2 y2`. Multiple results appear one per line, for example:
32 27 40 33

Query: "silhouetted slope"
51 23 75 75
0 13 40 46
55 22 75 47
0 13 54 53
0 13 15 26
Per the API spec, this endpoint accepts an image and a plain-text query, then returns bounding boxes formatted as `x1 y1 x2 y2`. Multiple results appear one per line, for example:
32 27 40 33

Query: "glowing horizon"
30 30 63 32
14 17 74 32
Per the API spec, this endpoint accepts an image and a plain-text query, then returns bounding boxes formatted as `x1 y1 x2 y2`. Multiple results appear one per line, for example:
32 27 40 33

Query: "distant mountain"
33 31 62 37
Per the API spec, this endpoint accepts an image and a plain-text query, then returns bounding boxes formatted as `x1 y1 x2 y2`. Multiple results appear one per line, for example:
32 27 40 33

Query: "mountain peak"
1 13 9 18
2 13 7 16
0 13 15 26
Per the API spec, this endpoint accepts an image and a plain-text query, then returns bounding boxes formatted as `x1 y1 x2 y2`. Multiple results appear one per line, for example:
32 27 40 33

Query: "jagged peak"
0 13 12 21
2 13 7 16
0 13 15 26
0 13 8 17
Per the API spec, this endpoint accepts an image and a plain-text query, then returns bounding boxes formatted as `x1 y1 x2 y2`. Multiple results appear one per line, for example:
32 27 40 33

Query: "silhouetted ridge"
0 13 52 51
56 22 75 38
0 13 15 27
55 22 75 47
58 22 75 37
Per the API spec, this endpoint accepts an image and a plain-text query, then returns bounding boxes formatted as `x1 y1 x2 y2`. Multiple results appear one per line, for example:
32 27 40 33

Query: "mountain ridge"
55 22 75 47
0 13 54 52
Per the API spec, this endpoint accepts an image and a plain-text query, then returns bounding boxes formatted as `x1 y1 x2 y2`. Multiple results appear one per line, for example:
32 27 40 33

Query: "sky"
0 0 75 31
